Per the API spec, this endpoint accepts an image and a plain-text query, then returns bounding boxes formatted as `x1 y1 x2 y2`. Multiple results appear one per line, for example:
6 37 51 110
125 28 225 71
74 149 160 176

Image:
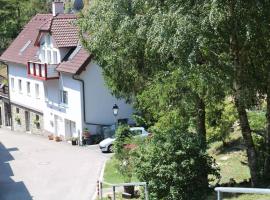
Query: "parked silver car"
99 127 149 153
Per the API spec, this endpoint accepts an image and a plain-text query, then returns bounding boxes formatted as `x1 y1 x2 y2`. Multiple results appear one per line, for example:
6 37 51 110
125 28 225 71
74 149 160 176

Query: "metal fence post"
112 186 116 200
99 181 103 199
145 183 149 200
217 191 222 200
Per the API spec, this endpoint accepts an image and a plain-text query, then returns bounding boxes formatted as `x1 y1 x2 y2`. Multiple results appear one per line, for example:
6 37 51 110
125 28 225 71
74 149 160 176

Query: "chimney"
52 1 64 16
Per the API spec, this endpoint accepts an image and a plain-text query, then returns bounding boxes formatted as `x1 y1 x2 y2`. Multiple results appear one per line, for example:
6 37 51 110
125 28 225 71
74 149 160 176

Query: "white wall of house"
43 74 83 139
79 61 134 134
8 62 45 112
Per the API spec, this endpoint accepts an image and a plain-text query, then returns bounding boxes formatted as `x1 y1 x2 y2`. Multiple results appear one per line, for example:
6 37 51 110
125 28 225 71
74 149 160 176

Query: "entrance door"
25 111 30 132
64 120 76 139
4 102 11 126
54 115 64 136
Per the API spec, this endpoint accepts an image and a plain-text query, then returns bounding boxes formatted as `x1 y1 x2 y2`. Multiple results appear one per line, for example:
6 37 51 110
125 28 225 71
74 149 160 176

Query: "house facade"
0 2 133 139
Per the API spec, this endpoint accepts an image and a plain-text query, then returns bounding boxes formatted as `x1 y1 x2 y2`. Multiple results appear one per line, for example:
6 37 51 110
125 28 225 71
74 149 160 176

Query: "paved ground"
0 128 111 200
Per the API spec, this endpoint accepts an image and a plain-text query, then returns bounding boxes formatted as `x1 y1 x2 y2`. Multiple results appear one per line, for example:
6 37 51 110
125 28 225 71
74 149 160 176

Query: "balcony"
27 61 59 80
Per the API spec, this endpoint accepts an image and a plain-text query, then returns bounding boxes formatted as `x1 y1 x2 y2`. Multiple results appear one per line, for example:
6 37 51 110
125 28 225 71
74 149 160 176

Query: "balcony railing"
27 61 59 80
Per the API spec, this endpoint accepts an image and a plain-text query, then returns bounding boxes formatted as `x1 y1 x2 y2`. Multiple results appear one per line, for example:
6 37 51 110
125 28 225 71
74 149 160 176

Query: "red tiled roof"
0 12 91 75
0 13 80 65
51 14 79 47
57 47 92 74
0 14 52 65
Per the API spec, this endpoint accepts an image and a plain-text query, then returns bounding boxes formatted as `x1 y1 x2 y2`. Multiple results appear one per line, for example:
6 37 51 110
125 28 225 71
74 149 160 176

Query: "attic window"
19 40 31 55
68 45 82 60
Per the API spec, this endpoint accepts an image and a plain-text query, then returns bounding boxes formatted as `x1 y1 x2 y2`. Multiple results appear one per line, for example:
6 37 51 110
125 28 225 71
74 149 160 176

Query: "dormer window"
38 34 59 64
46 35 51 47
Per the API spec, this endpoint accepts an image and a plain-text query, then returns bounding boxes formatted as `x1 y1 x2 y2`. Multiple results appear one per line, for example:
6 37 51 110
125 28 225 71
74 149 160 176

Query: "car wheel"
108 144 114 153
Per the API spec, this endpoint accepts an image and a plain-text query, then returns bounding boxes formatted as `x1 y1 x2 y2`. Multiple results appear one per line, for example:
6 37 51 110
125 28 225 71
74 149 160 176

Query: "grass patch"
208 131 250 184
103 156 138 188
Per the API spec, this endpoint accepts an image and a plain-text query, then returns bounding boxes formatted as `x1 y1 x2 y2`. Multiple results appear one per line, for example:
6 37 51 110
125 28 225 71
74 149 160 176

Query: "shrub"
133 124 220 200
207 98 237 145
114 124 134 182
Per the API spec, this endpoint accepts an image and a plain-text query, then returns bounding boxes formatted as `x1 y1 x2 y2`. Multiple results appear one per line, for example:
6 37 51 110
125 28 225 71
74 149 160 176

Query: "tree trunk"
196 96 207 151
196 96 208 189
234 81 259 186
229 0 259 183
264 73 270 181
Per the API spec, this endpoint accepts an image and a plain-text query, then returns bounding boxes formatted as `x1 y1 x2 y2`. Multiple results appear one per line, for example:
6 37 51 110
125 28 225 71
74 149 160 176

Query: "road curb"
91 159 107 200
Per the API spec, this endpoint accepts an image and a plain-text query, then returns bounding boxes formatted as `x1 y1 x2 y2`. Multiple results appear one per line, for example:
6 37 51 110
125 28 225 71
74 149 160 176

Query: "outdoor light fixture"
112 104 119 117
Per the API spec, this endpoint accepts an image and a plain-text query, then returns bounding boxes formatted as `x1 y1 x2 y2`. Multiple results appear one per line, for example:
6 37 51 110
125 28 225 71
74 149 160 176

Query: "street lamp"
112 104 119 129
112 104 119 117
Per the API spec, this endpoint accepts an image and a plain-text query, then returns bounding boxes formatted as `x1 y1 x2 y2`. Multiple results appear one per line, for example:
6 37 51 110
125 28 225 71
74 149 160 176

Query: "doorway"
65 120 76 139
54 115 64 136
25 111 30 132
4 102 11 126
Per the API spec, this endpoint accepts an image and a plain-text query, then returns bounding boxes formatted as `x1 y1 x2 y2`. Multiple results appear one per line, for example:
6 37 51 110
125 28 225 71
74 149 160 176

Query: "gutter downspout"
72 74 111 127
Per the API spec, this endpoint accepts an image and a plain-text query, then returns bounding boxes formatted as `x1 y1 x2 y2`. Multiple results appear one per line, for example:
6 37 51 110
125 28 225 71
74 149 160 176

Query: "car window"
131 130 142 136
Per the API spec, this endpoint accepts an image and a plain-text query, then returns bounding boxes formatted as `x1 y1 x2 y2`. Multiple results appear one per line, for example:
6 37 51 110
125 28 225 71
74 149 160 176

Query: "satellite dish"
73 0 84 11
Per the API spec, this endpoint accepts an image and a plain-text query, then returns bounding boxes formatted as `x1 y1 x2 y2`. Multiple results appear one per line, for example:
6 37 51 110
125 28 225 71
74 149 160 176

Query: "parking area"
0 128 110 200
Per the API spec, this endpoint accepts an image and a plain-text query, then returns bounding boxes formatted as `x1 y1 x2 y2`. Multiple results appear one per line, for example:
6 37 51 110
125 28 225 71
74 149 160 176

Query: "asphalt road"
0 128 110 200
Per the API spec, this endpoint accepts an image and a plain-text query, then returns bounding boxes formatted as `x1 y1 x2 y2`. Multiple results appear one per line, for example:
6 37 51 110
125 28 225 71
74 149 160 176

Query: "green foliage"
0 0 52 54
207 98 237 144
248 111 266 131
133 122 220 200
114 124 133 182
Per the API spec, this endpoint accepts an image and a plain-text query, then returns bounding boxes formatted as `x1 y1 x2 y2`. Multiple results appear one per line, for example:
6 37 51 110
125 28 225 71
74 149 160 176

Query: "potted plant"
83 128 91 138
70 137 78 145
55 136 62 142
15 115 21 125
83 128 92 145
48 134 54 140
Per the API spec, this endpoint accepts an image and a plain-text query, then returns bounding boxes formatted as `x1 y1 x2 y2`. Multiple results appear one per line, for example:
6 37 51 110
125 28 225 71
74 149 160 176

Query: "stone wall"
11 104 43 135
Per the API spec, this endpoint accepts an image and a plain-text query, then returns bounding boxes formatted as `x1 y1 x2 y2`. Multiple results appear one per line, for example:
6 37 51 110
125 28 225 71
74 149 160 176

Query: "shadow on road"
0 142 32 200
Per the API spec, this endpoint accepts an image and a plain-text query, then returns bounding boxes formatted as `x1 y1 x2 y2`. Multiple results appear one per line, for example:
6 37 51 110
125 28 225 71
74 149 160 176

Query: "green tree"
133 117 219 200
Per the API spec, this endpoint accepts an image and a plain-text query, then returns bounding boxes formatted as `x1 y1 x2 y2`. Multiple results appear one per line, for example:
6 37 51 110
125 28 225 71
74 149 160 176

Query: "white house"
0 1 133 140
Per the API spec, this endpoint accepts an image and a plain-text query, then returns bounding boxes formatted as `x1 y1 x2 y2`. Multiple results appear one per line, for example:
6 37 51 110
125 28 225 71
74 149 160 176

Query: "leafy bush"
133 124 220 200
114 124 134 182
248 111 266 131
207 99 237 145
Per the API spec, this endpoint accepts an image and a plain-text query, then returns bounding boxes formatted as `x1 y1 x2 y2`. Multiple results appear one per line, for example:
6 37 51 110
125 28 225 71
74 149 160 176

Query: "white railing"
215 187 270 200
98 180 148 200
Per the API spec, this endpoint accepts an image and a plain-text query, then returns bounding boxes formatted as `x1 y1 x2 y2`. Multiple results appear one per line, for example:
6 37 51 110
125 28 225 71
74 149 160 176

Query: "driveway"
0 128 110 200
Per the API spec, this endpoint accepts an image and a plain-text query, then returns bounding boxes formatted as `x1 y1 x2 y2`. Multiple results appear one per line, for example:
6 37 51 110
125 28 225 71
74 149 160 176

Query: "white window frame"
35 83 40 99
60 90 68 105
11 78 15 91
26 81 31 96
18 79 22 94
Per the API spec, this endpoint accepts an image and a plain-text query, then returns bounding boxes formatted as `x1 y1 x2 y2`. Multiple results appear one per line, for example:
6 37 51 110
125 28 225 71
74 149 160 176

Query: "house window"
40 49 45 63
53 51 58 64
36 115 39 121
16 108 20 114
11 78 14 91
47 50 52 64
46 35 51 46
26 82 31 96
35 83 40 98
18 79 22 93
60 90 68 105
